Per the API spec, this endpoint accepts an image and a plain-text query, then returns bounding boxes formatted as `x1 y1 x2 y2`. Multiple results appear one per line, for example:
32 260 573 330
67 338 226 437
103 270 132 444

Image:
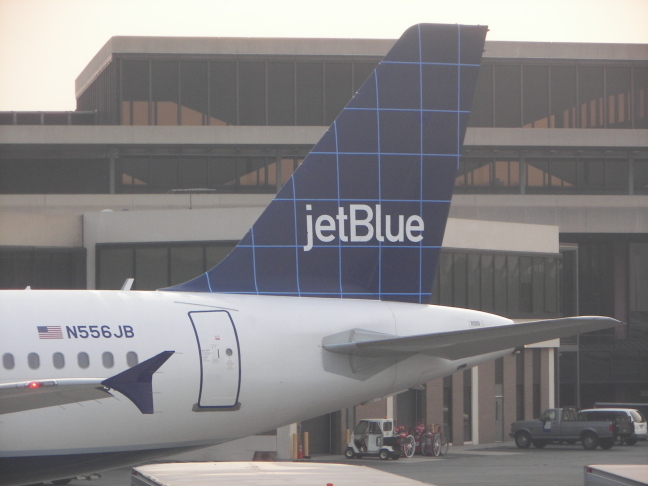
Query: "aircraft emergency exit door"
189 310 241 409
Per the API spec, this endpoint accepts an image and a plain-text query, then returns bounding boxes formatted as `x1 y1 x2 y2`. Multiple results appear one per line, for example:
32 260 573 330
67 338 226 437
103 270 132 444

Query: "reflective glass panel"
180 61 208 126
135 247 168 290
296 63 323 125
268 62 295 125
550 66 576 128
522 65 549 127
494 65 521 127
152 61 179 126
209 61 237 125
239 62 266 125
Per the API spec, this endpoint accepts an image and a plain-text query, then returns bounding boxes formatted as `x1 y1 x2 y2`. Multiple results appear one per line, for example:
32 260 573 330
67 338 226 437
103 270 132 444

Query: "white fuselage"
0 289 511 482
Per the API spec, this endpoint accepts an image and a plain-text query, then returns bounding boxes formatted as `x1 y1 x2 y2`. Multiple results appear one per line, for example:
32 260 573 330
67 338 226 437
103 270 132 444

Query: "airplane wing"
323 317 621 361
0 350 174 415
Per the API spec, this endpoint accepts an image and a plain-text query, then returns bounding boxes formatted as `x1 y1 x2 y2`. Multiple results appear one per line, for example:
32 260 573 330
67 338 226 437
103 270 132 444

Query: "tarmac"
43 439 648 486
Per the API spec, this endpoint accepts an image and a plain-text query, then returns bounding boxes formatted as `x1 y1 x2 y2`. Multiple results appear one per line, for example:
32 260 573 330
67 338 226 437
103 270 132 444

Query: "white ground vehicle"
345 419 415 460
581 408 647 445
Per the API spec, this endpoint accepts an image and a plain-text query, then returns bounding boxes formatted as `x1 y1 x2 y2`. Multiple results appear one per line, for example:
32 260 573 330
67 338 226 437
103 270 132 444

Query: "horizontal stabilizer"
323 317 621 361
102 350 174 414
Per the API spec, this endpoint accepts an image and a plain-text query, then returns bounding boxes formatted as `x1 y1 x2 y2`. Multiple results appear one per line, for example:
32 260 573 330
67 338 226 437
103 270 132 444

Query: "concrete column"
276 423 297 460
452 371 464 446
355 398 388 421
548 348 556 408
503 353 517 442
540 348 551 411
477 360 495 444
471 367 479 444
425 378 444 427
524 349 534 419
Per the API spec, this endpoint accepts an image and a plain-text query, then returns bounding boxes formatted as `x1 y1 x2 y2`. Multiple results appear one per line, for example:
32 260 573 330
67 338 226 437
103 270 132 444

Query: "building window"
629 242 648 338
431 250 560 319
494 65 521 127
268 62 295 125
97 242 237 290
522 65 549 128
0 159 110 194
117 155 284 194
121 60 150 125
455 157 520 193
180 61 208 126
634 158 648 194
297 62 324 125
0 247 86 290
578 66 605 129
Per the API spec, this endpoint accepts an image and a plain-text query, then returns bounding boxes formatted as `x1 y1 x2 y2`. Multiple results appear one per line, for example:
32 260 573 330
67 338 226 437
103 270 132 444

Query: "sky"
1 0 647 111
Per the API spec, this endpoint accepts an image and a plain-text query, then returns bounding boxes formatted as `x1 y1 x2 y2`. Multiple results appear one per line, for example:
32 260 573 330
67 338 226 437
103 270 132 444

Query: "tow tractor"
345 419 415 460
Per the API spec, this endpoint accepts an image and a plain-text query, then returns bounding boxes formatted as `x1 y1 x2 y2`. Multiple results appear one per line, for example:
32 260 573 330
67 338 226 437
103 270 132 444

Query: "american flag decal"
38 326 63 339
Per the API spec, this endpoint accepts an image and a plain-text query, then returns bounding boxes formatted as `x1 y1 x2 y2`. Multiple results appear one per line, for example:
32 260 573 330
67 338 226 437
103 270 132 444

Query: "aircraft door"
189 310 241 410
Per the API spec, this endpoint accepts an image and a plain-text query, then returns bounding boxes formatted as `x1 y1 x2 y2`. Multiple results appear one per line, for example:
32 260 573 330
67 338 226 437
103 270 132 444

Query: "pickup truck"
509 408 628 450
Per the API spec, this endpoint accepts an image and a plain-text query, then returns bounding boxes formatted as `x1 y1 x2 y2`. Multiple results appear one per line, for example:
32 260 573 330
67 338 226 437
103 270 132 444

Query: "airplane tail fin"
164 24 487 303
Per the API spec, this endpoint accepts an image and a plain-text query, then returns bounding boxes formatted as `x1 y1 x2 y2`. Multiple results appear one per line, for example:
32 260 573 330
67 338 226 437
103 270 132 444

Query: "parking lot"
55 440 648 486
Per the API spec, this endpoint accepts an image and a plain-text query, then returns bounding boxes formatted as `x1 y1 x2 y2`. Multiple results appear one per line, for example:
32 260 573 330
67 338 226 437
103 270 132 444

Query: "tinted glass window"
135 247 168 290
494 65 521 127
239 62 266 125
152 61 179 126
578 66 604 128
606 67 632 128
98 247 134 290
268 62 295 125
180 61 208 126
296 63 323 125
469 64 493 127
324 63 352 124
121 60 150 125
209 61 237 125
550 66 576 128
633 67 648 128
522 65 549 127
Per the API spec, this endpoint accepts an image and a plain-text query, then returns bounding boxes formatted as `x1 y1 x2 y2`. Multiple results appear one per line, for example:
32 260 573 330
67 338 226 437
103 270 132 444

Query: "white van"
581 408 647 445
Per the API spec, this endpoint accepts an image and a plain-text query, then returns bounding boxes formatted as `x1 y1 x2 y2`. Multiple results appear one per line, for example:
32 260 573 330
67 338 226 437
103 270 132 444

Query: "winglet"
101 350 174 414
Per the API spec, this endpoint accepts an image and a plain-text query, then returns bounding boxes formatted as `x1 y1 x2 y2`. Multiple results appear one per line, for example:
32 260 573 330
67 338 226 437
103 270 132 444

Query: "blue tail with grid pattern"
163 23 487 303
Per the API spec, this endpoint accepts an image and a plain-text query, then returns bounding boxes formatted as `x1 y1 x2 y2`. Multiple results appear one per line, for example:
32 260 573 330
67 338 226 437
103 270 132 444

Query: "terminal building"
1 33 647 457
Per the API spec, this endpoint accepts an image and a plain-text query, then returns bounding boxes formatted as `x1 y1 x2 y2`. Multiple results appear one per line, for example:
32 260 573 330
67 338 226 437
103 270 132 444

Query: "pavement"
37 440 648 486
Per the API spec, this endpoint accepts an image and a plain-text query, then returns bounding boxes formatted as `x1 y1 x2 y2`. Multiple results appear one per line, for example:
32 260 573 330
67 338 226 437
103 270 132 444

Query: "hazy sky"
1 0 647 111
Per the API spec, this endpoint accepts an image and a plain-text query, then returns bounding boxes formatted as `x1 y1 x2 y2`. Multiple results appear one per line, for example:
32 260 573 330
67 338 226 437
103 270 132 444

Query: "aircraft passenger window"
102 352 114 368
126 351 138 367
28 352 40 370
77 352 90 369
2 353 15 370
53 352 65 369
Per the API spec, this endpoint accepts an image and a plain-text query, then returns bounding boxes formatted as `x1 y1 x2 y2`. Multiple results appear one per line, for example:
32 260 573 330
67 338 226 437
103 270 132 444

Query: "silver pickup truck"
509 407 629 450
